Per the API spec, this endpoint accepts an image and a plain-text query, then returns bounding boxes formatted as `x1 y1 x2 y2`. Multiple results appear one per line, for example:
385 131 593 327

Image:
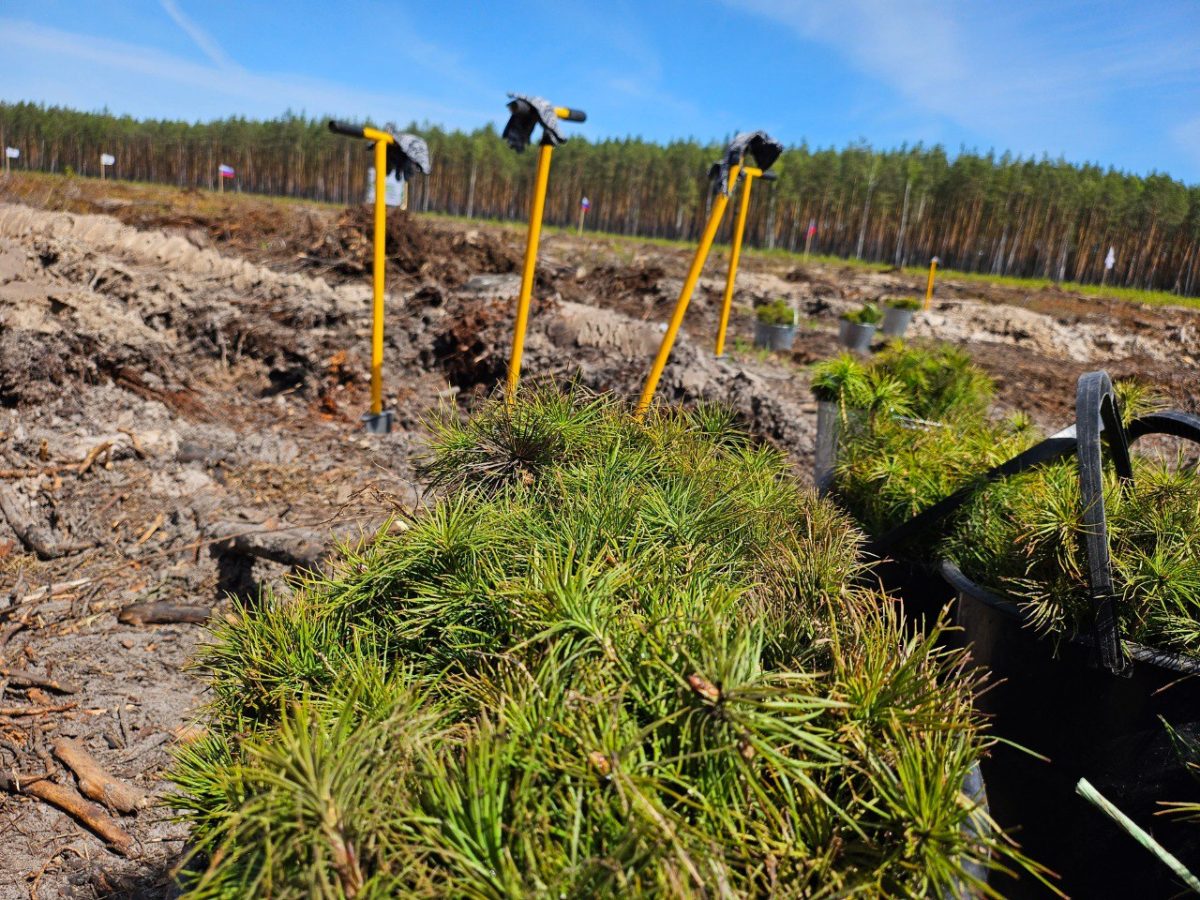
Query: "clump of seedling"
169 387 1043 897
755 297 796 326
842 302 884 326
813 345 1034 536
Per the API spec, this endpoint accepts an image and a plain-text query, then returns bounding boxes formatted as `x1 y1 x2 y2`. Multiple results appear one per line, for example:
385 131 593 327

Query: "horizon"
3 1 1199 185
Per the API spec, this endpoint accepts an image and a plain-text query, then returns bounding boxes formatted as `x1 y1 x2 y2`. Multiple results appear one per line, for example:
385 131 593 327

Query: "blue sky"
4 1 1200 183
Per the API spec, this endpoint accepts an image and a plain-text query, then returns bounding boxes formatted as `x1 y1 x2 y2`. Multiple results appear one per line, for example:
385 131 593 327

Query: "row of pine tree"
3 101 1198 295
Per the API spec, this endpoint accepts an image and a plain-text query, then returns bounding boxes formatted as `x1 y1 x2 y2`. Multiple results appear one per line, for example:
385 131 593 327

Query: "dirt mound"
302 206 521 287
0 204 382 418
782 265 843 297
395 281 821 457
556 261 666 320
0 176 527 296
912 298 1198 365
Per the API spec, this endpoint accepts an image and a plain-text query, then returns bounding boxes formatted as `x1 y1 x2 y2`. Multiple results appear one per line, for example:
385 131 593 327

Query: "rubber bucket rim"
939 557 1200 677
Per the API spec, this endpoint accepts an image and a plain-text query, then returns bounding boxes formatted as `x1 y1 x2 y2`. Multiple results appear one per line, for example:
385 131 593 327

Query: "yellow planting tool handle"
637 163 742 416
715 169 757 357
507 143 554 402
327 120 395 417
503 101 585 403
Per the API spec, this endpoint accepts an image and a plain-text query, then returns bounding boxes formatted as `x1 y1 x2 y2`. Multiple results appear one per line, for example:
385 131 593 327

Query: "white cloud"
721 0 1200 166
159 0 240 72
0 19 492 126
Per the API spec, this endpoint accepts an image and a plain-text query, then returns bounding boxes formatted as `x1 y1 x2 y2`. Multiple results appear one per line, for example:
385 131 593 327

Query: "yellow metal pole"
636 163 741 417
923 256 939 311
370 137 387 415
507 142 554 403
714 171 755 357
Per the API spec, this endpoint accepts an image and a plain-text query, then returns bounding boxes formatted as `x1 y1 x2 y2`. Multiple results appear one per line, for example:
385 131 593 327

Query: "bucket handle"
1074 372 1134 674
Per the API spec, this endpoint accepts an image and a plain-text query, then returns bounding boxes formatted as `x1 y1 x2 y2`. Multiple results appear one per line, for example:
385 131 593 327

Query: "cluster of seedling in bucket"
815 346 1200 889
940 376 1200 891
169 388 1045 897
945 428 1200 655
820 350 1200 655
812 344 1036 537
750 298 799 352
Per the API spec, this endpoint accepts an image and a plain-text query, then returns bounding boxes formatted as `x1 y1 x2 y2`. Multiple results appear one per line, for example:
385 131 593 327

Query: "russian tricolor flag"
218 164 235 178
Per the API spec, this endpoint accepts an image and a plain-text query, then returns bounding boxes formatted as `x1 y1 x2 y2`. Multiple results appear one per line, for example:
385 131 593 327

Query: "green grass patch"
935 268 1200 311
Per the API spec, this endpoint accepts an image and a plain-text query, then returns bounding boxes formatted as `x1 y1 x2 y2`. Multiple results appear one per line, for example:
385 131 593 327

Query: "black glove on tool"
709 131 784 195
384 133 432 179
502 94 566 151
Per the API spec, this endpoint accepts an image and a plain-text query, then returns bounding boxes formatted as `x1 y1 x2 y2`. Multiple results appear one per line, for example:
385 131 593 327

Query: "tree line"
3 101 1199 296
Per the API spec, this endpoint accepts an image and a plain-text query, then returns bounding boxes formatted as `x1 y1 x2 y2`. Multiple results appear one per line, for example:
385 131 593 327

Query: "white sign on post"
366 167 405 207
4 147 18 159
100 153 115 166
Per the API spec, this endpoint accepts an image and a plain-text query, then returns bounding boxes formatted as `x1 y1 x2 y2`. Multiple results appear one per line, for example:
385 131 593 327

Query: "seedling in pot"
755 298 797 326
752 299 799 352
842 302 884 326
838 302 883 352
882 297 922 338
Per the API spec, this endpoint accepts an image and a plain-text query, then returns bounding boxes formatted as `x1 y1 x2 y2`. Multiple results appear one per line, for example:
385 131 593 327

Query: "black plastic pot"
943 559 1200 897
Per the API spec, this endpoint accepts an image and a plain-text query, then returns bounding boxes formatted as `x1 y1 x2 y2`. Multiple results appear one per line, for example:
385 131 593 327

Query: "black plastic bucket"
871 556 959 640
831 372 1200 891
943 559 1200 897
933 374 1200 896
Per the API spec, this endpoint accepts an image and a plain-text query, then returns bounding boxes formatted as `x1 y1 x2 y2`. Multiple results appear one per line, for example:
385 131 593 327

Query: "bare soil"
0 172 1196 897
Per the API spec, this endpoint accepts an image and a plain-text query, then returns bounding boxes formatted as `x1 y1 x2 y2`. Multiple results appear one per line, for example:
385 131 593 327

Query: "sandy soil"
0 173 1196 897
